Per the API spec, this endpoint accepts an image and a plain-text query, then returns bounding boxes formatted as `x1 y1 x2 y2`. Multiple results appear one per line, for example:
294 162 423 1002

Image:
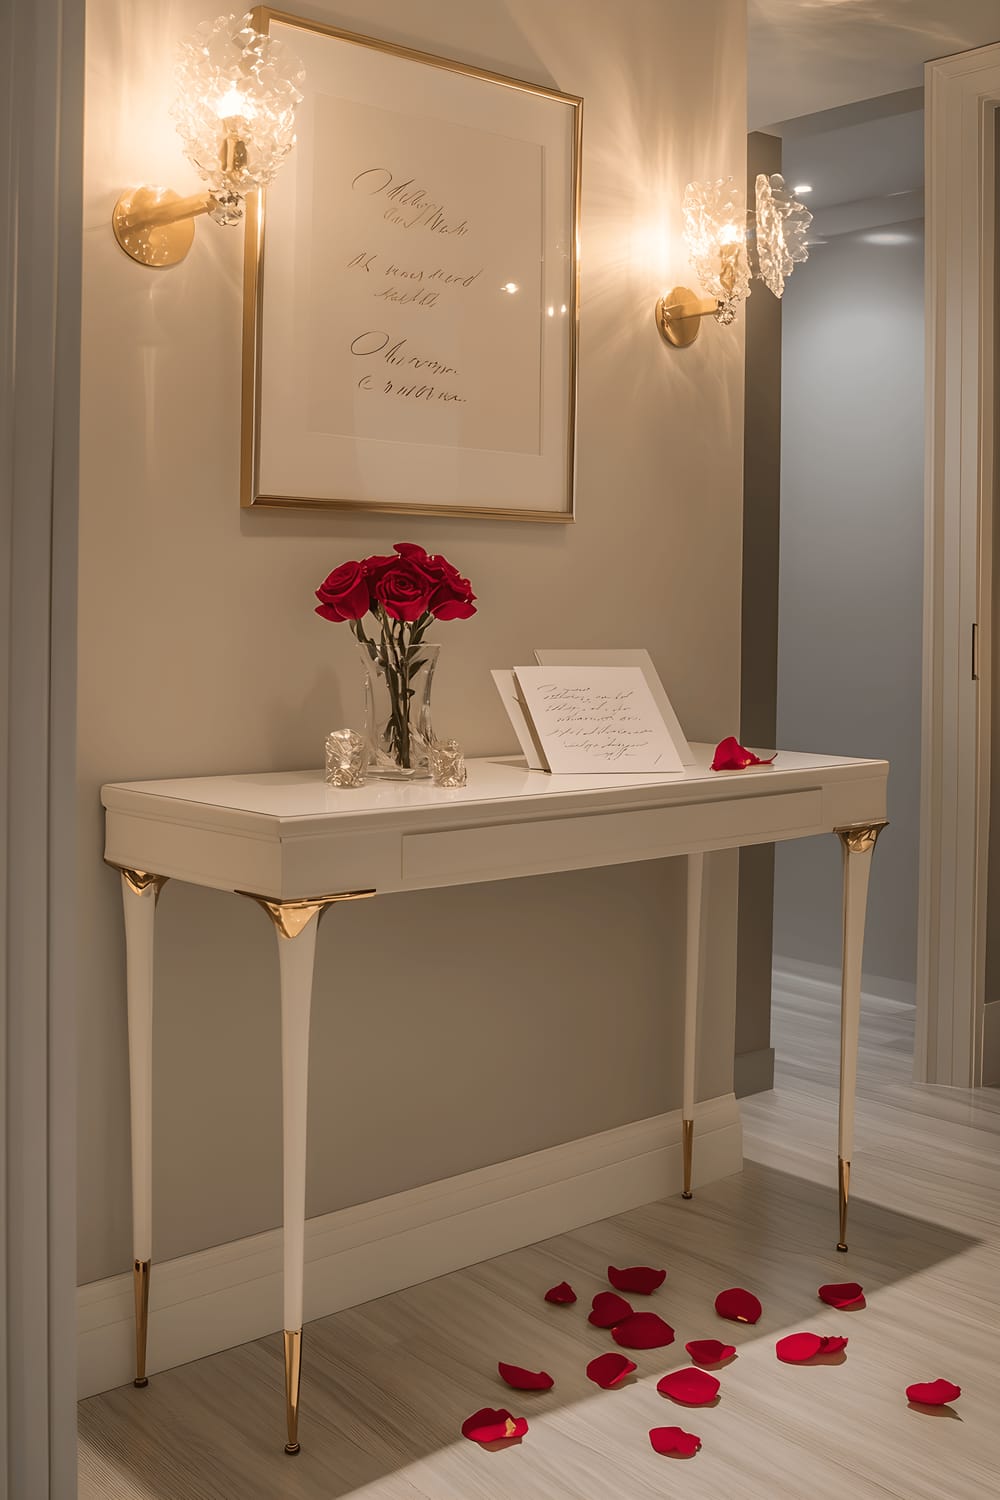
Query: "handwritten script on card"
513 667 685 775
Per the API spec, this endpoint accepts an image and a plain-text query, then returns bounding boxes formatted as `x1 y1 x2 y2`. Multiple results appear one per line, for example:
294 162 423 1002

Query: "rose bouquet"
315 543 476 776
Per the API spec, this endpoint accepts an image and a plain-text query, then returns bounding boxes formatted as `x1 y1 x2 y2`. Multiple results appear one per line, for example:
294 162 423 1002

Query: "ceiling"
750 0 1000 129
781 104 924 224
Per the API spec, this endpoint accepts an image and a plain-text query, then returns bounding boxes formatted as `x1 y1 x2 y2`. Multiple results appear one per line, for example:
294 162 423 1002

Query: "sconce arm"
119 191 213 233
654 286 723 348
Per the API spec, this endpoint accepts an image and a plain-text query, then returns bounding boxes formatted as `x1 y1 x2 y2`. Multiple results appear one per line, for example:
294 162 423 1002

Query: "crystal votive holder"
325 728 370 788
428 738 467 788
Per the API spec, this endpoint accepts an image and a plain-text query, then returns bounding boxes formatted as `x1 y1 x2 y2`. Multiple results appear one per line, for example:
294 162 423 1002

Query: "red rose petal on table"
649 1426 702 1457
657 1368 721 1405
686 1339 736 1366
776 1333 824 1363
612 1312 676 1349
710 736 778 771
589 1292 634 1328
818 1281 865 1309
544 1281 577 1304
586 1352 637 1388
461 1407 529 1443
715 1288 762 1324
906 1379 962 1406
497 1362 553 1391
607 1265 667 1295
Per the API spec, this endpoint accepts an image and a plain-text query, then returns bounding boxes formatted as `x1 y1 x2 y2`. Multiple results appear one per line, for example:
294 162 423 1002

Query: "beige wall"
78 0 747 1285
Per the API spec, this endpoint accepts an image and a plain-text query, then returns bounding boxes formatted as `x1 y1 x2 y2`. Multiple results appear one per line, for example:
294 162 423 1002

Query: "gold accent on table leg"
283 1329 303 1454
681 1119 694 1199
837 1158 851 1252
834 820 889 856
107 864 169 902
133 1259 151 1387
237 888 376 940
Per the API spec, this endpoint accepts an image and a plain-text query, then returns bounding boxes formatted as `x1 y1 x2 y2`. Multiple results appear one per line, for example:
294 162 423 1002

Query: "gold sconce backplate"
655 286 719 348
112 187 196 268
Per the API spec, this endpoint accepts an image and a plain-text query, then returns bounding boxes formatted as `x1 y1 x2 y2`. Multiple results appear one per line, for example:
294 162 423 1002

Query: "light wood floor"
79 982 1000 1499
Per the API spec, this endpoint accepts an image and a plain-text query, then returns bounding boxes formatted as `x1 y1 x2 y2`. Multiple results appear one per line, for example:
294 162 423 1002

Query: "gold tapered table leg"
133 1259 151 1386
682 1119 694 1199
837 1158 851 1252
284 1329 303 1454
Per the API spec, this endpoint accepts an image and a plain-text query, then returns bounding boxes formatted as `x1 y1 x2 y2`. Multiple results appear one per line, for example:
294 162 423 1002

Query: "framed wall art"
241 9 582 521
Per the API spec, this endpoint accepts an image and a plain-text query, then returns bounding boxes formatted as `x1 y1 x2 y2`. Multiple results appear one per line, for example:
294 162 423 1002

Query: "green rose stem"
351 608 433 770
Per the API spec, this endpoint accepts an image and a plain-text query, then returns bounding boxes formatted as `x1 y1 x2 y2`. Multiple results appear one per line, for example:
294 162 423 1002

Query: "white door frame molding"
1 0 83 1494
917 43 1000 1086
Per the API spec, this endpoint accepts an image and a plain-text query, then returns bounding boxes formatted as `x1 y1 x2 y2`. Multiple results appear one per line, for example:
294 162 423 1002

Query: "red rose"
412 549 477 621
362 553 399 585
392 542 432 566
314 560 371 622
374 559 434 622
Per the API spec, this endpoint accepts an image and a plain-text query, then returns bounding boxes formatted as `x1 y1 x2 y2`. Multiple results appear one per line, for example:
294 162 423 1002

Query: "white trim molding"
78 1094 741 1400
918 42 1000 1086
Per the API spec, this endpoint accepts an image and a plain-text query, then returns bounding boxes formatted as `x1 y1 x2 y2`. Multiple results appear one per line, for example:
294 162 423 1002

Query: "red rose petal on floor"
649 1425 702 1457
818 1281 865 1309
589 1291 634 1328
586 1352 637 1388
686 1339 736 1366
461 1407 529 1443
820 1336 849 1355
776 1333 824 1363
715 1288 762 1324
906 1379 962 1406
656 1368 721 1405
607 1265 667 1295
497 1362 553 1391
544 1281 577 1304
611 1312 676 1349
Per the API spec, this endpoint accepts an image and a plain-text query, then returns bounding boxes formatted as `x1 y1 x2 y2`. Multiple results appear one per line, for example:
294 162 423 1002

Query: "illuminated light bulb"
215 86 256 120
792 183 813 194
547 305 555 316
501 281 519 293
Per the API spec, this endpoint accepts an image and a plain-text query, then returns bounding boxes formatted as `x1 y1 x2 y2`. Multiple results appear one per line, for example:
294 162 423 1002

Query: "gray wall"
774 220 924 989
736 130 782 1096
78 0 748 1285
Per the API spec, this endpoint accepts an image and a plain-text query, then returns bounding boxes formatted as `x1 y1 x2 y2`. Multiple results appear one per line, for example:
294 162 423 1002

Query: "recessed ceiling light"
792 183 813 194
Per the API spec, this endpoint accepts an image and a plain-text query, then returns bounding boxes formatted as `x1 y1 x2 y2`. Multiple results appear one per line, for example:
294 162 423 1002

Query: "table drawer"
401 786 824 885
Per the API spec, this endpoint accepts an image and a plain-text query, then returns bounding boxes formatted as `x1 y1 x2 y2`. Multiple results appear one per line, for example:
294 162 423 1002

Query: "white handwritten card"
491 670 549 769
533 648 694 764
512 667 686 775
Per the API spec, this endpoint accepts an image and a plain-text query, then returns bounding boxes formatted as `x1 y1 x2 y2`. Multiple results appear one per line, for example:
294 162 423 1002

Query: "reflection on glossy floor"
79 983 1000 1500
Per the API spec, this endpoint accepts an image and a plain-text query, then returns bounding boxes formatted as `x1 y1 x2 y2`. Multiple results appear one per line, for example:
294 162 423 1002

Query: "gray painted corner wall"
736 130 783 1097
774 219 925 990
77 0 748 1285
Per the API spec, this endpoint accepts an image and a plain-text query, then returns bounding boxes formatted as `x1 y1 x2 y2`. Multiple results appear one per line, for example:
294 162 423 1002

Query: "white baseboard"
773 955 916 1009
78 1093 742 1400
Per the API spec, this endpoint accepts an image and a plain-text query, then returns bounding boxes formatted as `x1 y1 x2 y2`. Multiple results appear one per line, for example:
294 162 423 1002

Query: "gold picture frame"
241 8 582 521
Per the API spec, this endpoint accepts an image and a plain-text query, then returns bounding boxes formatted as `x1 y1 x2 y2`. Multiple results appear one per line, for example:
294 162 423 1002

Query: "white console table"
102 746 887 1454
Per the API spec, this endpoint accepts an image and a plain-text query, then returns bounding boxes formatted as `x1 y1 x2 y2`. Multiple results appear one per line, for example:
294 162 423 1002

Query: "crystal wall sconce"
655 174 812 348
112 12 304 268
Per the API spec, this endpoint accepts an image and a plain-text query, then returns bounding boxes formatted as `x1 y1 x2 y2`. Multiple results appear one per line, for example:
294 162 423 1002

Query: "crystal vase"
358 638 439 779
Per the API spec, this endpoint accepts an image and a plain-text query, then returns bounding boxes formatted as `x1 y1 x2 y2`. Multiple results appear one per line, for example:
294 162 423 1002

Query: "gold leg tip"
284 1442 301 1456
836 1242 848 1253
134 1377 149 1388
